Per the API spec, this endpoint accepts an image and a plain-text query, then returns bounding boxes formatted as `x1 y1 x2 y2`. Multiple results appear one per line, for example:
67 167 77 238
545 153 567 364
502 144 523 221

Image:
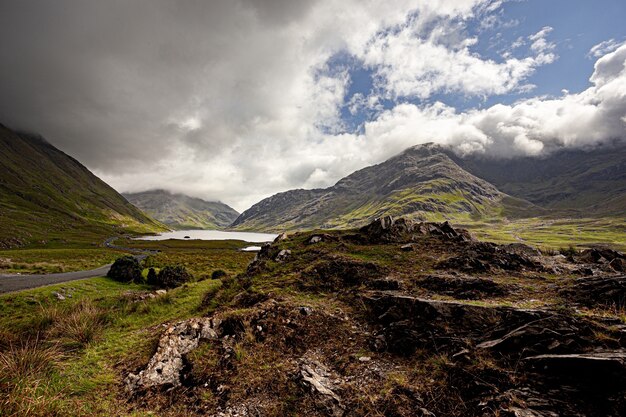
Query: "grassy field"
0 239 254 416
0 248 129 274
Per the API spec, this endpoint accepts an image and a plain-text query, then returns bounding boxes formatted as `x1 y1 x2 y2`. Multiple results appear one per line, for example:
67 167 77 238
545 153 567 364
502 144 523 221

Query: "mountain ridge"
0 124 165 247
232 143 538 231
123 189 239 230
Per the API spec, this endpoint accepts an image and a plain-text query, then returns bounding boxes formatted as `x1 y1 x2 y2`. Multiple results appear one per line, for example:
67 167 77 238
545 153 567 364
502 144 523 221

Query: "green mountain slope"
232 144 538 231
448 144 626 216
123 190 239 230
0 124 165 247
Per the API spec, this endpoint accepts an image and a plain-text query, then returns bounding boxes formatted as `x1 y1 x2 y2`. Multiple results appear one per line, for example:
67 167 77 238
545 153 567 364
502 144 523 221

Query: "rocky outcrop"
125 318 220 391
298 357 345 417
414 273 512 299
360 216 473 243
436 241 543 273
559 274 626 307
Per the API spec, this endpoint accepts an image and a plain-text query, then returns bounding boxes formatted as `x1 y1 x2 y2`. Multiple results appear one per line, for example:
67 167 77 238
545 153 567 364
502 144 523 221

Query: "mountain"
232 144 538 231
0 124 165 247
448 144 626 216
123 190 239 230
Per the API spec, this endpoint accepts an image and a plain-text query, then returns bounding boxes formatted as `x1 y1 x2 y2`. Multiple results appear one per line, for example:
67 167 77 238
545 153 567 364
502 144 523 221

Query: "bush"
153 265 193 289
107 256 142 283
211 269 227 280
146 267 158 285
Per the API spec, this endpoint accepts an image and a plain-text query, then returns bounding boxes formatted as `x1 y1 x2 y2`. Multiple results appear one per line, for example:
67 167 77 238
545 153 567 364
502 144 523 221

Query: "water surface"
136 229 277 243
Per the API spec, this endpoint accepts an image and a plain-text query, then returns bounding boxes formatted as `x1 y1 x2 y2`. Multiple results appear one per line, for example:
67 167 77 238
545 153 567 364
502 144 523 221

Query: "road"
0 237 156 294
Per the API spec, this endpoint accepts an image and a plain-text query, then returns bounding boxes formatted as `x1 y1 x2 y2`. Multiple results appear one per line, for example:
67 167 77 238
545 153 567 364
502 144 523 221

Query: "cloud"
360 19 556 99
588 38 625 59
1 1 623 213
359 43 626 159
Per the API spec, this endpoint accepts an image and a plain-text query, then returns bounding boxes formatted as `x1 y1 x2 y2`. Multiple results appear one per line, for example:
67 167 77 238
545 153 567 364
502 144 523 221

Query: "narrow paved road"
0 236 156 294
0 263 114 293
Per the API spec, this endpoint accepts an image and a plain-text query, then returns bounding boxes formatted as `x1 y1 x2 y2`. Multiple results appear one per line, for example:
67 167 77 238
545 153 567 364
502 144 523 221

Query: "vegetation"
0 124 166 249
0 248 128 274
107 256 143 283
0 238 252 416
151 265 193 288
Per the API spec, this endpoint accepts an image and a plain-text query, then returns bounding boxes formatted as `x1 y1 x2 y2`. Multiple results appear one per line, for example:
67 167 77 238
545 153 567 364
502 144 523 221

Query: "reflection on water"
135 229 277 243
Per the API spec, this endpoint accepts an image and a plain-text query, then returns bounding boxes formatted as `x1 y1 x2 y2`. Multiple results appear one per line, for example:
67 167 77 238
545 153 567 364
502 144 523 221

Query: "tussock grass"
49 300 109 349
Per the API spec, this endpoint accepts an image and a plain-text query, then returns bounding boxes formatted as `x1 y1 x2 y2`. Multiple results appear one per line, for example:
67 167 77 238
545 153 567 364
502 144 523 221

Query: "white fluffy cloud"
361 22 556 99
358 42 626 160
0 1 624 212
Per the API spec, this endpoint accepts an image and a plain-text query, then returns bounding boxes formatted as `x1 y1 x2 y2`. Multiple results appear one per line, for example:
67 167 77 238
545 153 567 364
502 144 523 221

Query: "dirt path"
0 237 155 294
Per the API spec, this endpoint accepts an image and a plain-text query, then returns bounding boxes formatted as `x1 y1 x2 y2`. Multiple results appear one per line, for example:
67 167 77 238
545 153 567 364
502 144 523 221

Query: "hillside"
123 190 239 230
232 144 538 231
0 124 165 247
449 144 626 216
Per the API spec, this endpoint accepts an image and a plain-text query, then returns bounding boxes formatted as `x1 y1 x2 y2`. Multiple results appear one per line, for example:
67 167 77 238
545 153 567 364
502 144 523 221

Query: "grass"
0 248 129 274
0 238 253 415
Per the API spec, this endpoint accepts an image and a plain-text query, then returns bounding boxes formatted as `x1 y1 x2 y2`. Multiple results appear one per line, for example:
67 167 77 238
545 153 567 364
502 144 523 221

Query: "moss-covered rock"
107 256 142 283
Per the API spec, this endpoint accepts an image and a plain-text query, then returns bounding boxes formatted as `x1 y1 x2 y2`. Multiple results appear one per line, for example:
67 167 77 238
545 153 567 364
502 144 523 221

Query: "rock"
522 351 626 388
358 356 371 362
363 293 542 355
436 241 543 273
559 275 626 307
274 233 288 242
300 257 382 290
275 249 292 262
309 236 323 244
155 289 167 296
298 358 344 417
52 291 65 301
414 274 511 299
360 217 472 243
400 243 414 251
609 258 626 272
125 317 220 391
366 277 401 291
578 248 624 264
299 306 313 316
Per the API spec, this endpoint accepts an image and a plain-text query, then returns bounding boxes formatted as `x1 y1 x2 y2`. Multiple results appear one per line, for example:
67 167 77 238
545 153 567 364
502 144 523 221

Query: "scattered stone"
299 306 313 316
400 243 414 251
298 357 344 417
52 291 65 301
309 235 323 244
358 356 371 362
155 289 167 296
275 249 292 262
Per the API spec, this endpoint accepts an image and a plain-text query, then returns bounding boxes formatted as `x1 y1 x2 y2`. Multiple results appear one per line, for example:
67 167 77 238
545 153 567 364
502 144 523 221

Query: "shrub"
146 267 158 285
211 269 227 280
153 265 193 289
107 256 142 283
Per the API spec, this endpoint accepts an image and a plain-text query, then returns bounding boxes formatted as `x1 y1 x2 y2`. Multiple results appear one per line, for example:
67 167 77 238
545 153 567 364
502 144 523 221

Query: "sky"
0 0 625 212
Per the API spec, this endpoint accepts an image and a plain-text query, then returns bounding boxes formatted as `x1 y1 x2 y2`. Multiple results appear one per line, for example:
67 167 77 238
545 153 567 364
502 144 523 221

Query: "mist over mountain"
123 190 239 230
448 143 626 216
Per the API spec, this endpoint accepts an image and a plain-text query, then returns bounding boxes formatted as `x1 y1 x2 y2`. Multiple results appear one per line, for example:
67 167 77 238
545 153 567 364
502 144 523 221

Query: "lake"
135 229 278 243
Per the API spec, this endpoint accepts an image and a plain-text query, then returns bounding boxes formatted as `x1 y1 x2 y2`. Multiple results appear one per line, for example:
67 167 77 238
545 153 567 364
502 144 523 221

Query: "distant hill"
448 144 626 216
0 124 165 248
232 144 538 231
123 190 239 230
